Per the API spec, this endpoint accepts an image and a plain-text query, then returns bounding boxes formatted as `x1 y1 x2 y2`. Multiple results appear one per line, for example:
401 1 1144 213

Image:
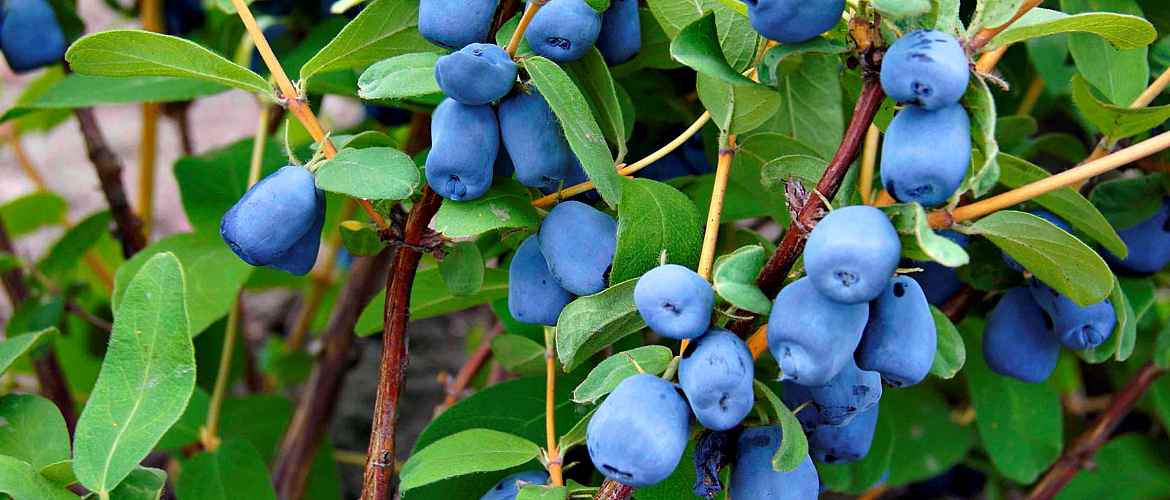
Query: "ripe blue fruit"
538 201 617 295
857 276 938 387
596 0 640 65
418 0 498 49
880 30 970 110
525 0 602 62
809 405 879 465
780 383 822 431
481 470 549 500
587 374 691 488
730 426 820 499
508 236 574 326
1027 280 1114 351
434 43 518 105
425 98 499 201
0 0 67 73
1003 209 1071 272
679 329 754 431
634 264 714 340
499 86 577 191
1103 198 1170 274
983 288 1060 383
881 104 972 207
494 138 515 177
768 277 869 386
804 205 901 304
164 0 206 36
539 159 601 204
907 230 969 305
220 166 325 276
741 0 844 44
803 359 882 427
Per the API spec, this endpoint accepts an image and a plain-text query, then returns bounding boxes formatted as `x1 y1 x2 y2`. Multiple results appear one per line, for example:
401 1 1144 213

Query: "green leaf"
969 0 1032 33
157 389 210 451
113 233 253 336
1072 73 1170 143
1059 435 1170 500
175 440 278 500
672 13 759 86
970 210 1113 306
1063 0 1148 106
698 72 781 134
174 139 288 234
873 0 932 19
883 386 976 486
357 52 441 101
963 319 1063 484
963 75 1000 197
928 307 966 379
105 467 167 500
1155 324 1170 369
647 0 759 71
524 57 622 209
0 75 227 123
816 407 894 494
0 456 76 500
572 346 674 404
1089 173 1167 230
491 335 547 376
339 221 387 257
610 178 703 284
0 191 66 237
1081 279 1136 363
65 30 271 96
753 380 808 473
557 408 595 454
300 0 436 81
38 211 113 281
755 38 850 88
883 204 970 267
314 147 420 200
439 242 485 297
555 279 646 371
611 7 682 74
0 328 56 375
765 54 844 159
356 267 510 334
400 429 542 491
565 49 629 162
989 7 1157 51
0 394 71 468
74 253 196 496
518 485 568 500
997 154 1128 258
432 179 541 238
38 460 77 488
759 154 827 192
712 245 771 314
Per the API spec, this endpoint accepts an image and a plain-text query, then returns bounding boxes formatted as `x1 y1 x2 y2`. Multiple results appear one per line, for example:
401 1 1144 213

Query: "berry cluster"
0 0 67 73
419 0 641 202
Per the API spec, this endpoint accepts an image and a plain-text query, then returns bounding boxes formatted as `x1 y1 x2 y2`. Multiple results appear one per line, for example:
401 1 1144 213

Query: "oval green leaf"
572 346 674 404
314 147 420 200
399 429 542 491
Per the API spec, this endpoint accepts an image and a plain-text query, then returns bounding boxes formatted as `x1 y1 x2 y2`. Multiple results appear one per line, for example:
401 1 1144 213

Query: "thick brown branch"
594 480 634 500
272 249 395 500
1028 363 1167 499
360 186 444 500
73 107 147 257
0 218 76 434
756 77 887 297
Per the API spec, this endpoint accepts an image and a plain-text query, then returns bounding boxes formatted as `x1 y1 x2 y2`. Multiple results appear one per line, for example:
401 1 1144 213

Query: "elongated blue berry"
768 277 869 386
881 30 970 110
881 104 971 207
983 288 1060 383
679 329 754 431
857 276 937 387
587 374 691 488
804 206 901 304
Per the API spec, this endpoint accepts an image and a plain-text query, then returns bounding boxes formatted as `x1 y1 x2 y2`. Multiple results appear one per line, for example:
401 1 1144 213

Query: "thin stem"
73 107 148 257
506 1 541 57
137 0 163 238
544 327 564 487
436 323 500 413
1083 65 1170 163
974 46 1008 73
859 124 880 205
226 0 389 232
1015 76 1045 116
932 129 1170 227
532 112 712 207
1028 363 1167 499
697 134 736 280
247 104 270 187
200 293 242 452
967 0 1043 53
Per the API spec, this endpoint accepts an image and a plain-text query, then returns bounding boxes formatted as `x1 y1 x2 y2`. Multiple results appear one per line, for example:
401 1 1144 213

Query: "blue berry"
730 426 820 499
419 0 498 49
768 277 869 386
220 166 325 276
634 264 714 340
499 85 578 191
509 236 575 326
881 30 970 110
434 43 517 105
857 276 937 387
1027 279 1114 351
587 374 691 488
881 104 971 207
983 288 1060 383
0 0 66 73
804 206 901 304
525 0 602 62
741 0 844 44
538 201 616 296
679 329 754 431
597 0 640 65
425 98 499 201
